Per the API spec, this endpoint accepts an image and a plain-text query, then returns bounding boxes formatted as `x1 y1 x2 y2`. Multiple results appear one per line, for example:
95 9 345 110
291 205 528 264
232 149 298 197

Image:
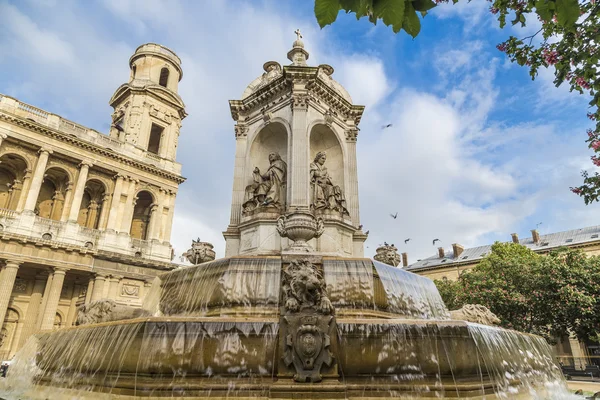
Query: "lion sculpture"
76 299 150 325
449 304 501 326
282 259 333 315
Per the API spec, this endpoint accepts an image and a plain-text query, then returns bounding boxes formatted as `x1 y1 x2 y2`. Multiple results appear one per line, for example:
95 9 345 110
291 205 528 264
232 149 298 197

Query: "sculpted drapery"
243 152 287 213
310 151 348 215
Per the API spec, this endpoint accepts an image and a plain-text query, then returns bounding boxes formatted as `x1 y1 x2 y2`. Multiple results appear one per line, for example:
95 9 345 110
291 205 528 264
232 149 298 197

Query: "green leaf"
315 0 341 28
412 0 436 12
555 0 580 29
534 0 554 22
340 0 373 19
373 0 406 30
403 1 421 37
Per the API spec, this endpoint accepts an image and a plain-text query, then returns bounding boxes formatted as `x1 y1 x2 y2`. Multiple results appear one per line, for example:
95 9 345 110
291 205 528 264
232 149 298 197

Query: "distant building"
404 225 600 368
0 43 185 359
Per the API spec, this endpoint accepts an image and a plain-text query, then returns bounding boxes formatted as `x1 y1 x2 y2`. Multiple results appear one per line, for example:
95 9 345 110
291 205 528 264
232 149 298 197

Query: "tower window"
148 124 163 154
159 67 169 87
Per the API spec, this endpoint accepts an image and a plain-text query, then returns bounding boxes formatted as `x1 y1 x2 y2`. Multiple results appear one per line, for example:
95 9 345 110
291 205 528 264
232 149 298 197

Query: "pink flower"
588 112 596 120
542 49 559 65
576 76 591 89
592 141 600 151
497 43 508 52
571 187 583 195
591 155 600 167
490 6 500 14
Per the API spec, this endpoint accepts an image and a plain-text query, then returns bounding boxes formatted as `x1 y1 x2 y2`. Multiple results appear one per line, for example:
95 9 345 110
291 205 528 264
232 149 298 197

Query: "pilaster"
345 128 360 225
290 93 310 209
106 174 125 231
68 161 93 222
90 273 107 302
0 261 21 330
40 267 68 331
19 273 48 347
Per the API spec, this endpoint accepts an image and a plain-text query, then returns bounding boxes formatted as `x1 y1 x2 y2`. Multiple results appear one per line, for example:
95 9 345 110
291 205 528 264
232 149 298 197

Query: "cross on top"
294 28 302 40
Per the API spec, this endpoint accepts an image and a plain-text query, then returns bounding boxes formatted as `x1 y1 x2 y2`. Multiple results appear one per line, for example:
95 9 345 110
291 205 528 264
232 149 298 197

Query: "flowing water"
0 257 583 399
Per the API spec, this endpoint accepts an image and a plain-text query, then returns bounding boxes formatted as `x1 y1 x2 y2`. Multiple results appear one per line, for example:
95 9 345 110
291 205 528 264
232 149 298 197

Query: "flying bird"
404 238 411 244
536 222 543 229
382 124 393 129
390 212 398 219
432 238 440 246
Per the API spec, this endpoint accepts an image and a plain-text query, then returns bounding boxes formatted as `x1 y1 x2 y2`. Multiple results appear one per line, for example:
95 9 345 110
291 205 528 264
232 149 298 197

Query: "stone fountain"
0 33 577 399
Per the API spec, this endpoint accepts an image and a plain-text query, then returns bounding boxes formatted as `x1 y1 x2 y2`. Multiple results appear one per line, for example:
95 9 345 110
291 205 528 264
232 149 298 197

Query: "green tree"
314 0 600 203
433 242 600 343
433 278 462 310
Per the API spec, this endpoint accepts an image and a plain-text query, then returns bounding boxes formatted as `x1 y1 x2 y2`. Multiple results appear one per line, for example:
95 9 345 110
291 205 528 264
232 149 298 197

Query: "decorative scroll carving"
450 304 501 326
310 151 349 215
324 109 336 126
345 128 358 142
291 94 309 110
76 299 150 325
282 260 332 315
243 153 287 214
373 243 401 267
234 124 248 138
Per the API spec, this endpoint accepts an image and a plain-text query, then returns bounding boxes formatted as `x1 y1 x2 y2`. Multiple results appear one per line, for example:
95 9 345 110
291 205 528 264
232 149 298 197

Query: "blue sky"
0 0 596 262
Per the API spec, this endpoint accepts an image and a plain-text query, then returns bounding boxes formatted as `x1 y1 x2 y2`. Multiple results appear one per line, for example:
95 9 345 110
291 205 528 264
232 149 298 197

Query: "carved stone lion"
449 304 501 326
76 299 150 326
282 260 333 315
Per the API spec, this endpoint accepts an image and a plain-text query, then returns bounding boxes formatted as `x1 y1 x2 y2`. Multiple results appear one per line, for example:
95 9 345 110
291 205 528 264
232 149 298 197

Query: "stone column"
107 276 121 299
16 169 32 212
96 193 111 230
65 283 81 327
23 148 52 213
0 261 21 330
163 191 176 242
146 204 159 240
59 182 74 222
84 276 94 304
18 273 47 347
49 190 64 220
229 124 248 226
345 128 360 225
120 178 138 233
85 200 99 228
68 161 93 223
106 174 125 231
290 94 310 208
39 268 67 331
36 273 53 329
0 133 7 148
90 273 107 302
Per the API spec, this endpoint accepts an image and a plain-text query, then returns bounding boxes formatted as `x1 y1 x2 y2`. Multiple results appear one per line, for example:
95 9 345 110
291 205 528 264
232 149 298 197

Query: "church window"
148 124 163 155
159 67 169 87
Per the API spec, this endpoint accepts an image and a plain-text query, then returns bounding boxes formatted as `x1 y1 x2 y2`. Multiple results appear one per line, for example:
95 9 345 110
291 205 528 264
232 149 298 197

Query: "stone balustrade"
0 208 172 262
0 94 180 174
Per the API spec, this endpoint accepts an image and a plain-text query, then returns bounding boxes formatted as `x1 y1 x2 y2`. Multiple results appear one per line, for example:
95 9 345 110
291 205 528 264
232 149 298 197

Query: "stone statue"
282 259 333 315
243 152 287 213
75 299 150 325
449 304 501 326
373 243 401 267
310 151 348 215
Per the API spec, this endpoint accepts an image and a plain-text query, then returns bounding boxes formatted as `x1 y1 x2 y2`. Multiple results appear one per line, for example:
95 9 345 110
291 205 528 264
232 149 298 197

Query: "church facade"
0 43 185 360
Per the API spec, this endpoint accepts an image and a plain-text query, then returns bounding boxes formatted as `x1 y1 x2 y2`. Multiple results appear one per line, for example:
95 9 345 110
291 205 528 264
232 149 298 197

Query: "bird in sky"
432 238 440 245
390 212 398 219
382 124 393 129
365 230 369 235
404 238 411 244
536 222 543 229
384 241 389 246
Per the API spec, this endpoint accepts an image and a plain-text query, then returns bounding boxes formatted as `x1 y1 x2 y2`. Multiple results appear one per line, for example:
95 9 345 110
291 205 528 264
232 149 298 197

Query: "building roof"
404 225 600 272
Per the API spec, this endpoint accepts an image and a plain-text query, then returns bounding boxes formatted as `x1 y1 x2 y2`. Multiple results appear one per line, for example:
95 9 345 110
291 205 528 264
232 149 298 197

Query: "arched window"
159 67 169 87
130 191 154 240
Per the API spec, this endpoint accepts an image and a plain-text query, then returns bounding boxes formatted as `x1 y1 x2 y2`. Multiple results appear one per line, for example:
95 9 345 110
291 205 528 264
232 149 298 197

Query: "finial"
288 28 309 66
295 28 302 41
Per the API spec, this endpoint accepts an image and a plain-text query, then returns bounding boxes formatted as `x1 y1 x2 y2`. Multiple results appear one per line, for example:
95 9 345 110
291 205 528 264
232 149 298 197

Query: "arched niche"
0 307 20 359
310 124 345 191
37 167 70 220
78 179 106 229
0 153 28 210
245 122 289 211
130 190 155 240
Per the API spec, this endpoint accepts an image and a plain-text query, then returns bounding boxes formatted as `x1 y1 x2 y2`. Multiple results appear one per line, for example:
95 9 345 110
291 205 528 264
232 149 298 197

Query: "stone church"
0 43 185 360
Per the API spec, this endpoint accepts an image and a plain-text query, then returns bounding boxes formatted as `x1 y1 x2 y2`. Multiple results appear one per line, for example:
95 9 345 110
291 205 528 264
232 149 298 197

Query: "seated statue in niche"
310 151 348 215
243 152 287 214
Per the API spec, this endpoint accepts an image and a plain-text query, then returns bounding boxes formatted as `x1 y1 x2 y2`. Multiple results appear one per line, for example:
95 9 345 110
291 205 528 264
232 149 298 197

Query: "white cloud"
334 56 393 108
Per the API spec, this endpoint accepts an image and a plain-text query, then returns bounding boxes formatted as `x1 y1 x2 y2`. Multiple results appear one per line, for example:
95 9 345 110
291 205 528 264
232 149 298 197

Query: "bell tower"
108 43 187 161
224 31 367 257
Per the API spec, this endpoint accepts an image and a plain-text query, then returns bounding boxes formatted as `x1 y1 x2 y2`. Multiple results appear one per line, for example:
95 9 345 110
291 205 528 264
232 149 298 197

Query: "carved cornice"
229 77 289 121
307 79 365 126
0 113 186 184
